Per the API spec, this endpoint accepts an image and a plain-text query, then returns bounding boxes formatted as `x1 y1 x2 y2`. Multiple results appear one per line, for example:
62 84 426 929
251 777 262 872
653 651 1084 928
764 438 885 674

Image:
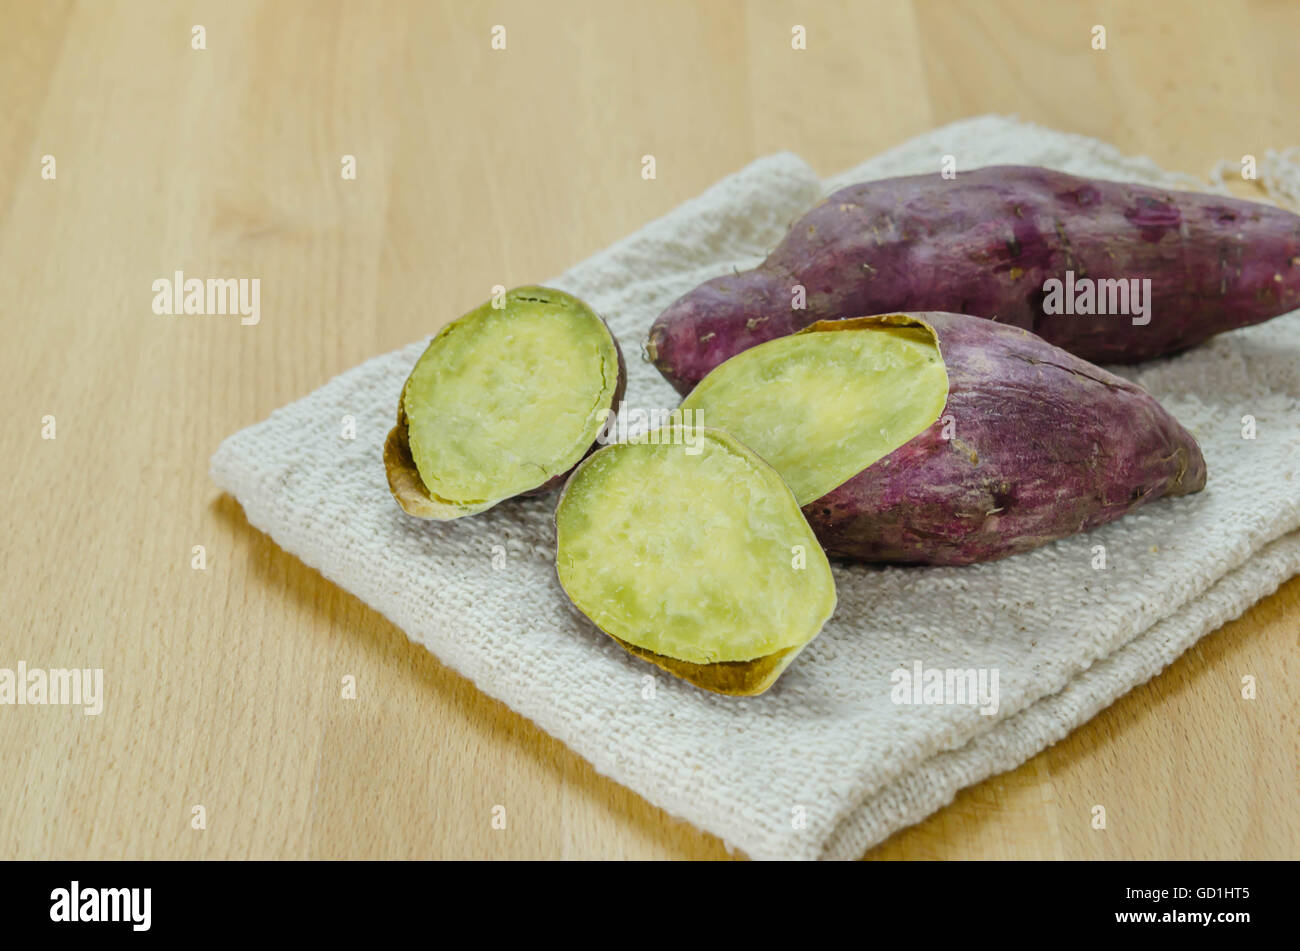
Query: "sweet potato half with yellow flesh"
385 286 626 519
680 313 1206 565
555 427 837 696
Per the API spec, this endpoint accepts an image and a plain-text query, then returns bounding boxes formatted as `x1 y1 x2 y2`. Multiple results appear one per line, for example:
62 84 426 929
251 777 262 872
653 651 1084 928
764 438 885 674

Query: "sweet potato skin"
648 165 1300 393
798 313 1206 565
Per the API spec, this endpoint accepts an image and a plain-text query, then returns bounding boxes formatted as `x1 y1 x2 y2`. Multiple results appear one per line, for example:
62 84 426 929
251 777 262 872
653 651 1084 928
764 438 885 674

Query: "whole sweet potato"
678 312 1207 565
649 165 1300 393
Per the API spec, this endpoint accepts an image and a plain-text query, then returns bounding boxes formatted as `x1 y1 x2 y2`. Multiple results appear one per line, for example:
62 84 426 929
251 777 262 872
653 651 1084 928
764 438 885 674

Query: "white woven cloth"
211 116 1300 860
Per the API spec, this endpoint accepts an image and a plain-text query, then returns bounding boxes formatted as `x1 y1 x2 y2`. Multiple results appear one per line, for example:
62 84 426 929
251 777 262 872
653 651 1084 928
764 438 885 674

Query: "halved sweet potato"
680 312 1207 565
555 427 836 695
386 286 626 519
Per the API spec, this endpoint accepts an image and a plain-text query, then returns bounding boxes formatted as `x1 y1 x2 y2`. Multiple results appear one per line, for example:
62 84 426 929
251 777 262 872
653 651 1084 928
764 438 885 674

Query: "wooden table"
3 0 1296 860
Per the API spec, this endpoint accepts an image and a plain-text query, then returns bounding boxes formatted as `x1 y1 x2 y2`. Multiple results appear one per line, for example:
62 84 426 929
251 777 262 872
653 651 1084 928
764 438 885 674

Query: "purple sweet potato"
649 165 1300 393
385 286 626 519
678 312 1206 565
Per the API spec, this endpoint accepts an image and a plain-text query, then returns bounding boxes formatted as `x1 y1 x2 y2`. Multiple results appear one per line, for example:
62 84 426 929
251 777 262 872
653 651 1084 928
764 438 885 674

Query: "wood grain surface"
1 0 1296 860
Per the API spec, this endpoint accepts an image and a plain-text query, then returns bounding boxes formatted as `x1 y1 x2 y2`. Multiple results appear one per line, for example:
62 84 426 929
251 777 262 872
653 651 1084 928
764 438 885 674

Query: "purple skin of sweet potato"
805 313 1207 565
648 165 1300 394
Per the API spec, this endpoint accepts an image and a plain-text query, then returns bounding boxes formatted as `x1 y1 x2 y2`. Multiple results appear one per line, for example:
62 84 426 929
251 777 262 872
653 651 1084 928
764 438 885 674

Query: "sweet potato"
648 165 1300 393
554 426 836 695
386 286 626 519
678 312 1207 565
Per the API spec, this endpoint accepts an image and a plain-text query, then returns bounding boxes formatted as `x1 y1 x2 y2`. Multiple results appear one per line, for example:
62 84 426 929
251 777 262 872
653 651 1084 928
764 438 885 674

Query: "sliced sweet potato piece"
386 286 625 519
555 427 836 695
